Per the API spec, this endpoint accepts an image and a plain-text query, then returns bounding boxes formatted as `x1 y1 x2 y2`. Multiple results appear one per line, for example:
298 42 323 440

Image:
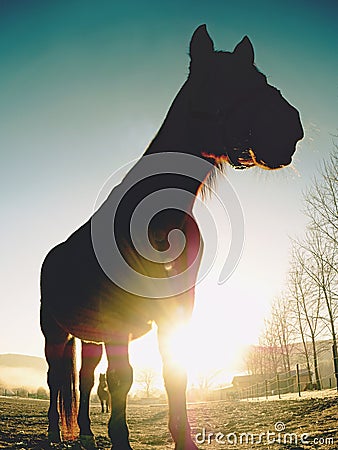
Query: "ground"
0 391 338 449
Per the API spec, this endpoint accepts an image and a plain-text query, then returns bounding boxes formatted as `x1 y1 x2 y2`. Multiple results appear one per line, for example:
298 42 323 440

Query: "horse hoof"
80 434 97 449
48 430 61 443
174 442 199 450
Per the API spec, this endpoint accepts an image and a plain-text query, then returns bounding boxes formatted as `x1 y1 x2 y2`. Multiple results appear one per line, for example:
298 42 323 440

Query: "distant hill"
0 354 47 390
0 354 47 371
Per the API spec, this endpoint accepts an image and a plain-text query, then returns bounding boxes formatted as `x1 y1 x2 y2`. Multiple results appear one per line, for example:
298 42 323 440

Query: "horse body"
41 190 201 342
40 25 303 450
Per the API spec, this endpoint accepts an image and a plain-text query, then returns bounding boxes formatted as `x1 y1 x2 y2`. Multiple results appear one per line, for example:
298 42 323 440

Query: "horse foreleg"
105 338 133 450
105 396 110 413
78 342 103 449
158 326 198 450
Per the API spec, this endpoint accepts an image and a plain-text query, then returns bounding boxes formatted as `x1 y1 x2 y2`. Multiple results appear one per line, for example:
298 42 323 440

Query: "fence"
211 366 338 401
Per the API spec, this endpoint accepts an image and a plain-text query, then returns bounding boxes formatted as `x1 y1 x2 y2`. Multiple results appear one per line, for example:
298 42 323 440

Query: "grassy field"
1 392 338 449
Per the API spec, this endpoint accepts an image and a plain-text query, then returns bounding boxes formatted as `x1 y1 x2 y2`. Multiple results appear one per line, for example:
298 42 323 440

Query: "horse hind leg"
105 337 133 450
40 305 78 443
78 342 103 449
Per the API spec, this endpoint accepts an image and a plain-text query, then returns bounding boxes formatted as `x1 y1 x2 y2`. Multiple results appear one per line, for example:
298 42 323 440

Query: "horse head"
188 25 304 170
99 373 106 385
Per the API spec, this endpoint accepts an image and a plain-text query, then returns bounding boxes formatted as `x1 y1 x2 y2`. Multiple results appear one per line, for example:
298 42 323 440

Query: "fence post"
265 379 268 400
296 364 301 397
332 344 338 391
277 374 281 399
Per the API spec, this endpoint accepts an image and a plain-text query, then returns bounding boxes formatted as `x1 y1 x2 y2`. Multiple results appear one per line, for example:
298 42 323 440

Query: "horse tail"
59 337 78 440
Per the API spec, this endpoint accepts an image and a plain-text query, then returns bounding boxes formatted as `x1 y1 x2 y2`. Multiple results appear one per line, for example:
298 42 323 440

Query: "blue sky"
0 0 337 378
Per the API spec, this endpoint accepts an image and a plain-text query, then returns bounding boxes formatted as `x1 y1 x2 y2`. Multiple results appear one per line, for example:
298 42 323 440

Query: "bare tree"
296 229 338 386
303 147 338 253
288 260 314 387
244 345 268 376
288 249 324 389
37 386 48 399
136 368 157 398
260 319 283 375
271 295 295 375
196 369 222 400
297 146 338 388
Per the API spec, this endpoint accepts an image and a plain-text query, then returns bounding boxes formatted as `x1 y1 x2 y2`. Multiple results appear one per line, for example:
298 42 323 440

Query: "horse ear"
189 24 214 61
233 36 254 64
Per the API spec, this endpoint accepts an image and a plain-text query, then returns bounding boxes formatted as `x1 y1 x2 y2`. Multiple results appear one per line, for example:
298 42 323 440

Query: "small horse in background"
97 373 110 413
40 25 303 450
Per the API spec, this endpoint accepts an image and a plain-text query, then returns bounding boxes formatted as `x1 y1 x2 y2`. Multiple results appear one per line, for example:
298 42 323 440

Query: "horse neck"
140 82 211 210
145 82 194 154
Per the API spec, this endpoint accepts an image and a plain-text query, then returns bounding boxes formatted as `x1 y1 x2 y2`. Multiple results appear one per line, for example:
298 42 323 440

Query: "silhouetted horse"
97 373 110 413
40 25 303 450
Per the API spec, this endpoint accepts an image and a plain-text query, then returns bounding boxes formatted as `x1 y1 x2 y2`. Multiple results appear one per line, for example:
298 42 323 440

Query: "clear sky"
0 0 337 382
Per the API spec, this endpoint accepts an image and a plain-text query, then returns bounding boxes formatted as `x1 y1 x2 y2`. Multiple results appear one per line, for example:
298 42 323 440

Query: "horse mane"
199 160 228 199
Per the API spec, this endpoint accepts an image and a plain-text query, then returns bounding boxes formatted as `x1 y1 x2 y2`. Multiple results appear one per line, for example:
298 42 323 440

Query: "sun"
172 312 233 386
128 311 236 390
160 321 194 370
